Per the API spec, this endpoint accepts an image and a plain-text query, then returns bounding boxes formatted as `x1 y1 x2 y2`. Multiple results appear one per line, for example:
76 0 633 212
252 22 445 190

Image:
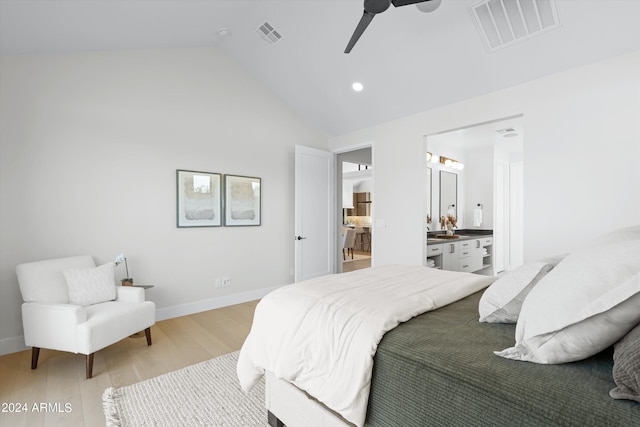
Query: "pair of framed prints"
176 170 261 228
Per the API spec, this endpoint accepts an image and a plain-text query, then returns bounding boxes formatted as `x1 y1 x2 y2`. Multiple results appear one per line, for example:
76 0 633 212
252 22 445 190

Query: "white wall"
464 146 493 229
330 51 640 266
0 48 327 354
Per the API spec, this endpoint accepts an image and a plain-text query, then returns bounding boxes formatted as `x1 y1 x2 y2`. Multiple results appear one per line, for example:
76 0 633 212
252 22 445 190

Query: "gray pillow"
610 322 640 403
478 253 567 323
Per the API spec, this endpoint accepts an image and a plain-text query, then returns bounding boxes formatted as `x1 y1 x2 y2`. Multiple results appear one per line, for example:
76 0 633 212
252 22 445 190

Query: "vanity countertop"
427 229 492 244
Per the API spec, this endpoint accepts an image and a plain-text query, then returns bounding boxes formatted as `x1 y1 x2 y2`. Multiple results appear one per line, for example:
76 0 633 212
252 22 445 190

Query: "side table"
120 284 154 290
133 285 154 290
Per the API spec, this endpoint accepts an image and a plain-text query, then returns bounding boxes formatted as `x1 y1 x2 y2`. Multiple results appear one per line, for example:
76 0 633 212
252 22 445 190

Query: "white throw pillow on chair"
63 262 117 306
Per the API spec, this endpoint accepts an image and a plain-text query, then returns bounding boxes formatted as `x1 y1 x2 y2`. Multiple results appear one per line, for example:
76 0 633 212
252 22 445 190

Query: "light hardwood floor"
342 249 371 273
0 300 258 427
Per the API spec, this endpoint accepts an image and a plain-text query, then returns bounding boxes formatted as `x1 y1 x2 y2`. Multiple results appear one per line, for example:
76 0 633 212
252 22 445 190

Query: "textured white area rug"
103 351 266 426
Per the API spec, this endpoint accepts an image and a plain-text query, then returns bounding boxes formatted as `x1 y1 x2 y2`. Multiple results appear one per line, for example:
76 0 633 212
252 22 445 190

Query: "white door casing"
295 145 335 282
495 159 509 273
509 161 524 268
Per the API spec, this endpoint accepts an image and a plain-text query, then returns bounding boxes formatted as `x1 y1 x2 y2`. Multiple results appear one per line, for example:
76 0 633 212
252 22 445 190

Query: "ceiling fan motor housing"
364 0 391 14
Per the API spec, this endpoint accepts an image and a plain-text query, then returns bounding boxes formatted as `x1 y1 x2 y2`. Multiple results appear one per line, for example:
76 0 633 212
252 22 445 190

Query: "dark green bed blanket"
364 291 639 427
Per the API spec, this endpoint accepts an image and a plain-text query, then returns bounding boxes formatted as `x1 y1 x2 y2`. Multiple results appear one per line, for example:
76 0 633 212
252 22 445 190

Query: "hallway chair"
342 228 357 260
16 255 156 378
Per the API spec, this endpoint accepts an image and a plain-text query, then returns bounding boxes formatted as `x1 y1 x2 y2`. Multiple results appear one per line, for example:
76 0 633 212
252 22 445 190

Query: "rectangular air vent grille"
471 0 561 52
257 21 282 45
496 127 516 134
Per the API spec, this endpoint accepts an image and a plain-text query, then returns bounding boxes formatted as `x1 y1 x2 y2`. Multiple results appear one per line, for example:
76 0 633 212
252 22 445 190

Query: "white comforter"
237 265 495 427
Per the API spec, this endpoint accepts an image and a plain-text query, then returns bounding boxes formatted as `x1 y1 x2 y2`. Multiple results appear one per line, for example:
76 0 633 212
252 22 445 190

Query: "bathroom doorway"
424 116 524 274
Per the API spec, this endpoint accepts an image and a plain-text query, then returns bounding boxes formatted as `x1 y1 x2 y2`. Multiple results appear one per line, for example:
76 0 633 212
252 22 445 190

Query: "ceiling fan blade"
344 11 376 54
391 0 431 6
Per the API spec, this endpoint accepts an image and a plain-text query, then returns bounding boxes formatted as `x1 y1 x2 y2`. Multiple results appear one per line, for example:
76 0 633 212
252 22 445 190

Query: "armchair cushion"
63 262 116 306
77 300 156 354
17 255 95 303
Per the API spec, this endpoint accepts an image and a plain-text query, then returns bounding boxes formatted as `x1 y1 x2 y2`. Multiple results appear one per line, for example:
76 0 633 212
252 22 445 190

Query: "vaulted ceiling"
2 0 639 137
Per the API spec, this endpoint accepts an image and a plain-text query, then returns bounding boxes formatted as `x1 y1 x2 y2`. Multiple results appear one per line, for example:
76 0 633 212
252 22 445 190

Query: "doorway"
424 116 524 274
336 147 373 273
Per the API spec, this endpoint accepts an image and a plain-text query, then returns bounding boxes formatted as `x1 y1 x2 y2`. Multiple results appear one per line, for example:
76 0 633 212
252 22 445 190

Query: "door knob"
295 236 307 240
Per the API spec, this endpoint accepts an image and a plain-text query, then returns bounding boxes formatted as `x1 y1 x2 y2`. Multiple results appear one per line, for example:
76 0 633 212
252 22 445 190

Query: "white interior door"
295 145 335 282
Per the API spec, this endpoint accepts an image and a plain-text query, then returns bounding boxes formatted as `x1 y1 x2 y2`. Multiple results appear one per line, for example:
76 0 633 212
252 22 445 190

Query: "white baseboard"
0 286 281 356
0 335 28 356
155 285 281 321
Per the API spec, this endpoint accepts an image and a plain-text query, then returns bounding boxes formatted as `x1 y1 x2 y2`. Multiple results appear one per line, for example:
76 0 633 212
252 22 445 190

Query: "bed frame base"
268 410 285 427
265 371 353 427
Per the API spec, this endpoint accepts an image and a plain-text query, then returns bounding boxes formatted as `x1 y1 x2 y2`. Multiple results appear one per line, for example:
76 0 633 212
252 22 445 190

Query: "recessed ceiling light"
217 28 230 37
352 82 364 92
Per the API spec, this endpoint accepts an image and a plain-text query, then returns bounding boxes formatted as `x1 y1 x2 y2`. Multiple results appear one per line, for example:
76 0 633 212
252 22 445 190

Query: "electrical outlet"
214 278 222 288
222 277 231 287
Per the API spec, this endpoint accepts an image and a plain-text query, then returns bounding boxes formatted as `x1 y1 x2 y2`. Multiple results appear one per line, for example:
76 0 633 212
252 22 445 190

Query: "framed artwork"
176 170 222 227
224 175 261 226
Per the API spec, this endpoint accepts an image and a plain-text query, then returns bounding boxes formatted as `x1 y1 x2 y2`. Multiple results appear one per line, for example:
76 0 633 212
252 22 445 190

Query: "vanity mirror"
439 171 457 219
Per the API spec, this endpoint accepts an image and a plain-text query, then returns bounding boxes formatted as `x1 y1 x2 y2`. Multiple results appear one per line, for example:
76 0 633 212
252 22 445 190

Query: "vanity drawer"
481 237 493 247
459 241 473 249
458 260 476 273
427 244 443 256
459 255 482 272
458 249 473 258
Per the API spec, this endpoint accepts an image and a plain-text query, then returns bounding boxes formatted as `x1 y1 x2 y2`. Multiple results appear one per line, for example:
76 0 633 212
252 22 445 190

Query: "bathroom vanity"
426 230 493 275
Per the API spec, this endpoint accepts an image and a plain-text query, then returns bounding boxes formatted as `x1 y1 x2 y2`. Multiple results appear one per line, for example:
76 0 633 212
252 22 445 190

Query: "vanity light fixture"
426 152 440 164
427 152 463 169
439 155 464 171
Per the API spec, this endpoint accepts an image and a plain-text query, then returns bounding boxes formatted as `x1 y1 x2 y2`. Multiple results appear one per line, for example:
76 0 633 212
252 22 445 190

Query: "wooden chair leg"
31 347 40 370
86 353 94 379
144 327 152 346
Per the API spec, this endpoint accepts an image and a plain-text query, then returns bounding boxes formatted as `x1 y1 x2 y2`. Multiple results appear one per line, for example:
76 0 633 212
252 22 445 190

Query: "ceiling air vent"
471 0 561 52
257 22 282 46
496 127 519 137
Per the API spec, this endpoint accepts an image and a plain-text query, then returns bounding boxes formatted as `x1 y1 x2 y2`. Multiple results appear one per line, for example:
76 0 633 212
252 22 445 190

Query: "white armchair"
16 255 156 378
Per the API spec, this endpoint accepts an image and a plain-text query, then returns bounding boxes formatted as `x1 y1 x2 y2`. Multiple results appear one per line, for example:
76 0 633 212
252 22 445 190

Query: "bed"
261 290 639 427
239 227 640 427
